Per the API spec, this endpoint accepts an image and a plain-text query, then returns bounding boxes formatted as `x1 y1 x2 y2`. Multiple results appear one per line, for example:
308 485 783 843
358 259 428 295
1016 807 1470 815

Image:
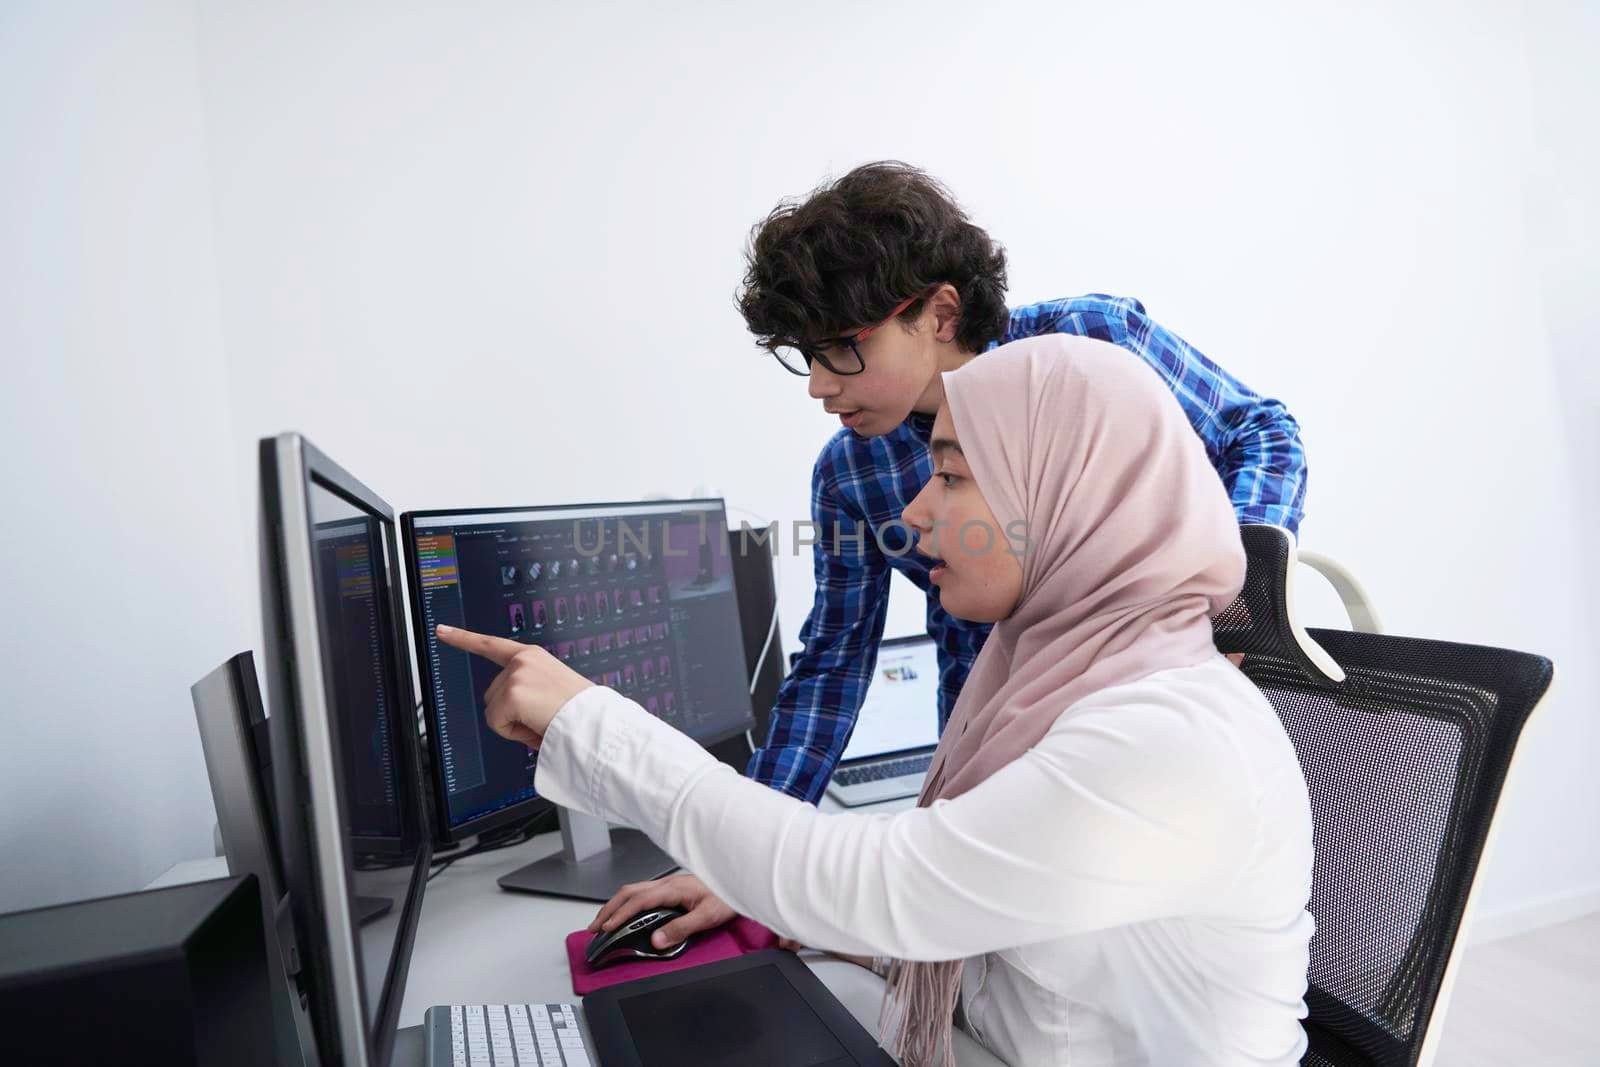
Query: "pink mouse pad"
565 917 779 995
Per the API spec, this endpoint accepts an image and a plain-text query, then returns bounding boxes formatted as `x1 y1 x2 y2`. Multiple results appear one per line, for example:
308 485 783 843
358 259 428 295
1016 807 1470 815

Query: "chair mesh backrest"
1240 630 1551 1066
1213 526 1339 683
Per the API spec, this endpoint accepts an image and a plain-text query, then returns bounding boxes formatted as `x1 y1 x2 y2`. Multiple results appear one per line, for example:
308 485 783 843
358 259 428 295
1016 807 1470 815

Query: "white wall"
192 0 1599 920
0 3 250 913
1479 0 1600 926
2 1 1594 922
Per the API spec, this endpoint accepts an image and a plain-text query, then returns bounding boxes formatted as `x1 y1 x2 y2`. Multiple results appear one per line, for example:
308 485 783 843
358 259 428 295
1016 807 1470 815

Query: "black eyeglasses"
770 292 924 378
771 340 865 377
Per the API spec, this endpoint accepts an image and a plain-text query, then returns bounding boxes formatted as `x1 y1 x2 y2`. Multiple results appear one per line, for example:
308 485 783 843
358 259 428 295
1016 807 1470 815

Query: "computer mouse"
584 906 690 969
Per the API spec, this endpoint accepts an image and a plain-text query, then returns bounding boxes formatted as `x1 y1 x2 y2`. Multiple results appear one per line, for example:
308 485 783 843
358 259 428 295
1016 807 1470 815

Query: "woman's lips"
928 560 948 583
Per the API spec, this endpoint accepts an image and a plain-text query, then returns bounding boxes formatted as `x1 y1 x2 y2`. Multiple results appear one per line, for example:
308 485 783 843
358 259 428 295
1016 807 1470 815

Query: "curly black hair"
736 162 1009 355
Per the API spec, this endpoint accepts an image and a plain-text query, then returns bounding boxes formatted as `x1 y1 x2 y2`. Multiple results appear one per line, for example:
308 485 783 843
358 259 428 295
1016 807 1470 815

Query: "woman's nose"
902 484 931 533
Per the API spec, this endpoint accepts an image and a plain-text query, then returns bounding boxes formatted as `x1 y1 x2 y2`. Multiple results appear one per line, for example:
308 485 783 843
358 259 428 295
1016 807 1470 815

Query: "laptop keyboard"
447 1003 592 1066
833 752 933 786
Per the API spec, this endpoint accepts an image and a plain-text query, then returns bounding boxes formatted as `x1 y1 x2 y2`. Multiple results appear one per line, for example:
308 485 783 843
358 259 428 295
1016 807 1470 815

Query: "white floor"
1433 912 1600 1066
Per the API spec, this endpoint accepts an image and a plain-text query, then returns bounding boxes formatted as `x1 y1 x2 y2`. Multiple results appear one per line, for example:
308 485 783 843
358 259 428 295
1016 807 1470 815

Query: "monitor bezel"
259 433 432 1067
400 497 754 843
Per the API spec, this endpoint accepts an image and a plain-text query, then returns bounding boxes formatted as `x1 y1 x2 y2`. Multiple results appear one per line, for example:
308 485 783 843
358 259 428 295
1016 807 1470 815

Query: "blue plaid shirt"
747 294 1308 802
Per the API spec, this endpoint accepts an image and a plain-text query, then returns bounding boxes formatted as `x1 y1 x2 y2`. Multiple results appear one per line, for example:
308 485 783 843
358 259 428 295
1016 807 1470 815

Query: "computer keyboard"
436 1002 594 1067
833 752 933 786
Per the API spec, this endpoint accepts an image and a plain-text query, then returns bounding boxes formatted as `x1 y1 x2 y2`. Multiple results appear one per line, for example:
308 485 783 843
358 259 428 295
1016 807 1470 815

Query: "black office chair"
1214 525 1555 1067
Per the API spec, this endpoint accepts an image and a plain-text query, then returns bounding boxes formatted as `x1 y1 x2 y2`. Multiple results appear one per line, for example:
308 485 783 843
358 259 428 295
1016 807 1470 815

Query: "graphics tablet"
582 949 895 1067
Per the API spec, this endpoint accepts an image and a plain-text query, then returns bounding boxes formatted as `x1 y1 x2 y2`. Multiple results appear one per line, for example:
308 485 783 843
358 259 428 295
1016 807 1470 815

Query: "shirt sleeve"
1110 299 1309 534
537 685 1251 962
744 451 891 802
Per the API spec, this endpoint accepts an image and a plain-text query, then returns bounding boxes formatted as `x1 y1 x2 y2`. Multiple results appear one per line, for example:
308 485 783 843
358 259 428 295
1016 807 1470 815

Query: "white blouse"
533 655 1315 1066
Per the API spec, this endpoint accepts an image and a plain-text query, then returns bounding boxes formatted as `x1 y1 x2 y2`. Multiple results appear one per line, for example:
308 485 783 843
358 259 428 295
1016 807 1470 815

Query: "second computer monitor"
402 498 753 843
258 433 433 1067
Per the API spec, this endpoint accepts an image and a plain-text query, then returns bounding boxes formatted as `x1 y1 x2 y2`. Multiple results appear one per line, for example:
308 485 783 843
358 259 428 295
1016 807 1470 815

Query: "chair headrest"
1213 525 1347 685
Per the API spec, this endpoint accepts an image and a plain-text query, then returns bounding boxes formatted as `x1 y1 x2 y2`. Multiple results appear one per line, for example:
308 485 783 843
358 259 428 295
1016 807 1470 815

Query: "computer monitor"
400 499 753 899
192 652 320 1067
258 433 433 1067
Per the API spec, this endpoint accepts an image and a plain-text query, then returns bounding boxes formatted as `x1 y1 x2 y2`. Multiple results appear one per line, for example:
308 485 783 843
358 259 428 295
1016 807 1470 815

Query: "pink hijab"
882 334 1246 1067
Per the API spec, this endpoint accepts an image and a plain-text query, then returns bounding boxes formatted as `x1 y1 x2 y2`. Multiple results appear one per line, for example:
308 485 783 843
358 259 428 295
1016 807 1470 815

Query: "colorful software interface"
308 482 425 1027
410 501 751 830
310 508 402 841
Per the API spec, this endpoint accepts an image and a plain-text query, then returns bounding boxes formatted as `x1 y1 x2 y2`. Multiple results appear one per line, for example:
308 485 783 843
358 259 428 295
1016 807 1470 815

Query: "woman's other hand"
589 873 735 951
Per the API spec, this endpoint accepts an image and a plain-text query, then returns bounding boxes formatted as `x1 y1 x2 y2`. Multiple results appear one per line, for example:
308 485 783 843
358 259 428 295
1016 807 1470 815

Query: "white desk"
156 820 1002 1066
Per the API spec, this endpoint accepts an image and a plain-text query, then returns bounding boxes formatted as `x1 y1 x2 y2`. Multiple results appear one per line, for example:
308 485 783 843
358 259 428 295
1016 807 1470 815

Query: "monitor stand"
392 1023 426 1067
355 894 394 925
497 808 677 902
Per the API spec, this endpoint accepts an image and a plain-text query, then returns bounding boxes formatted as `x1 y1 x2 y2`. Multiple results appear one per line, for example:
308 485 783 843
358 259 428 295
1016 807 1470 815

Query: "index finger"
591 885 655 932
435 624 525 668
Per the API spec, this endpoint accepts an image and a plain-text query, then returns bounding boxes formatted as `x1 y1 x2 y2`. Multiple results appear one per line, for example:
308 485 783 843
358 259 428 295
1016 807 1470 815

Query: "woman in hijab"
438 334 1315 1066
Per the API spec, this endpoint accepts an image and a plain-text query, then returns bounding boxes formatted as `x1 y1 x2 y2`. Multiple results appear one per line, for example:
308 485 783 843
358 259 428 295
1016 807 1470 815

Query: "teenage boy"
587 161 1307 949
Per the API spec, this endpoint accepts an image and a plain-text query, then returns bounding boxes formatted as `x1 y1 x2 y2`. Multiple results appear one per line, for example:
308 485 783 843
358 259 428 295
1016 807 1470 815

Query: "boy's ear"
928 283 963 344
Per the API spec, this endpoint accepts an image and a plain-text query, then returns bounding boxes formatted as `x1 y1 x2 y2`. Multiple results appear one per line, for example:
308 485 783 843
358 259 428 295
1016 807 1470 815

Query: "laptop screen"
839 637 942 763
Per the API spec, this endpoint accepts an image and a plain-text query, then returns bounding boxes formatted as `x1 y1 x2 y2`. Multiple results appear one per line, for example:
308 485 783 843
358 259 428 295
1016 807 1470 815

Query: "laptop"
824 635 942 807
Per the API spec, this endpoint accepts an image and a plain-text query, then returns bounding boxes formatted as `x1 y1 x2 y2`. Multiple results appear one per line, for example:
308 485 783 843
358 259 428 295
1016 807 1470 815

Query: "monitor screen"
405 499 753 835
838 637 942 763
306 483 423 1029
